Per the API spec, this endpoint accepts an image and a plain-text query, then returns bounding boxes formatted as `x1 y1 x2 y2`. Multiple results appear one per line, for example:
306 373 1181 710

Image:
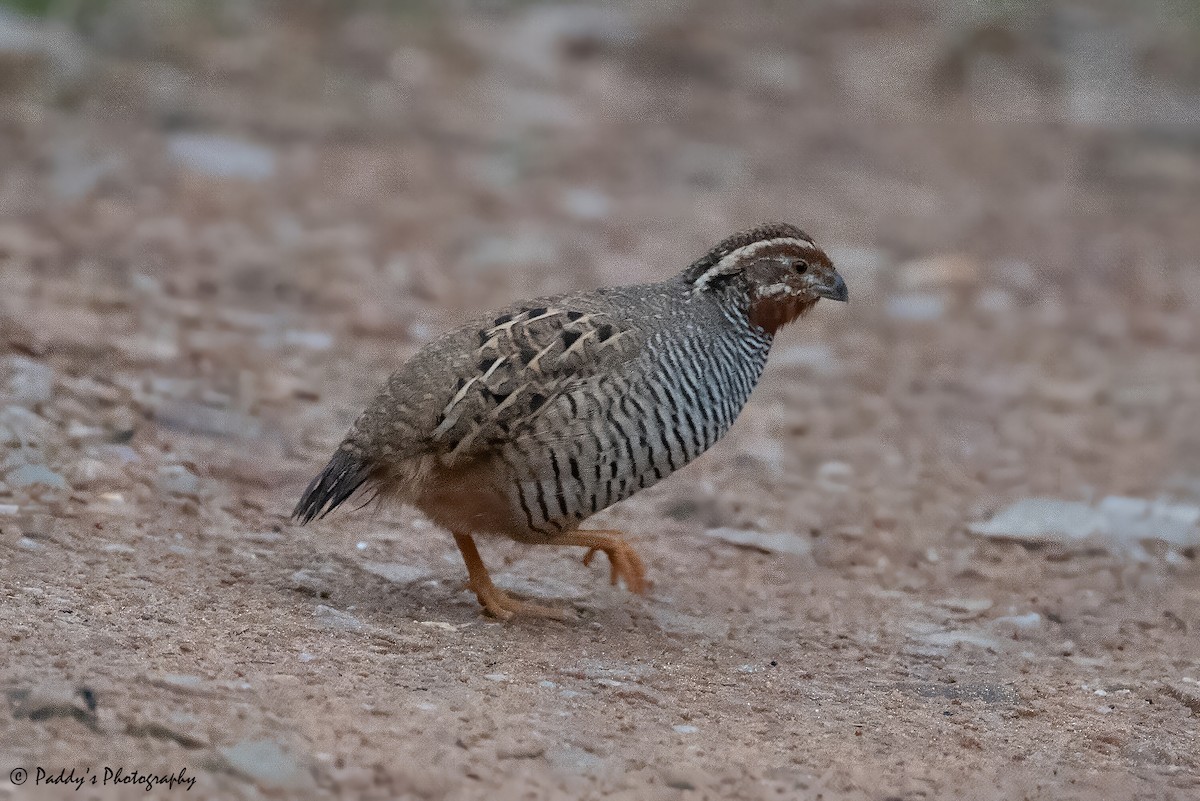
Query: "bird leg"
558 530 647 594
452 532 569 621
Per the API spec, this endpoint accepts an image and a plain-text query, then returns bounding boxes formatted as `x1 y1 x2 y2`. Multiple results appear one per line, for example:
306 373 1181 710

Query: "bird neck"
747 293 818 335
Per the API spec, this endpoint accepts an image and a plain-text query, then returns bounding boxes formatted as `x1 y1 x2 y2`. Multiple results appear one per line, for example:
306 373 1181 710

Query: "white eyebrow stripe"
691 237 815 291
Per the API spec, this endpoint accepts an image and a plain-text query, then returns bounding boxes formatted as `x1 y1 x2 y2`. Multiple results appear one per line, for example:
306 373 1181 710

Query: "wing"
428 302 646 463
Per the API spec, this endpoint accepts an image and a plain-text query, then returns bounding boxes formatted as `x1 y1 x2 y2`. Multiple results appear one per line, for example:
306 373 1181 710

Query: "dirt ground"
2 1 1200 799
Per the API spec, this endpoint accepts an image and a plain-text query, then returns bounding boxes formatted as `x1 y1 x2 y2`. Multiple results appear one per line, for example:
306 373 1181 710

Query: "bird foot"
466 579 571 622
574 531 647 594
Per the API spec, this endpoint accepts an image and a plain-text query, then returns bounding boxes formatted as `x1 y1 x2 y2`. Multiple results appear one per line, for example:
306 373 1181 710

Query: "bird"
293 222 848 620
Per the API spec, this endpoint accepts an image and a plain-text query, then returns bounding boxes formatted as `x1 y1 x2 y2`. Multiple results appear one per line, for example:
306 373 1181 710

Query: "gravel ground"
1 1 1199 799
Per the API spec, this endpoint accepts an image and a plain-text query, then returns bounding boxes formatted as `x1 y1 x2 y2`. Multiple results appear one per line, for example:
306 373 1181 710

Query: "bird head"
683 223 847 334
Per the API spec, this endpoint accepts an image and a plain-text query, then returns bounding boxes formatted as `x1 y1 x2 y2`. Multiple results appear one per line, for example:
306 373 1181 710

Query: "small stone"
0 404 53 447
672 724 699 734
8 463 68 490
702 527 811 556
1098 496 1200 548
217 739 311 789
360 561 432 585
155 464 199 496
816 461 854 491
484 673 509 682
67 457 121 488
970 497 1200 551
919 629 1000 650
0 503 18 515
935 598 994 617
2 355 54 406
969 498 1106 544
9 682 96 724
313 605 363 632
993 612 1043 630
17 536 42 549
167 133 276 181
102 543 136 554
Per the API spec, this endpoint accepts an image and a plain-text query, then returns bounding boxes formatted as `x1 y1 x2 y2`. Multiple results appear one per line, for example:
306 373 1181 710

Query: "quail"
293 223 848 620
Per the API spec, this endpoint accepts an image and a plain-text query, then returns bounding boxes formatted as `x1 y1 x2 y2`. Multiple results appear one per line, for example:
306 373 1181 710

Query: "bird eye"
795 261 808 274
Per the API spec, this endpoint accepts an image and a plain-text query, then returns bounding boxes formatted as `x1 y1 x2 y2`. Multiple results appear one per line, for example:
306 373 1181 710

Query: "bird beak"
815 273 848 302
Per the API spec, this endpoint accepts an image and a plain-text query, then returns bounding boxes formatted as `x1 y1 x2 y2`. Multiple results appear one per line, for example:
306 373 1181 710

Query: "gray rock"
2 355 54 406
156 464 199 496
167 133 276 181
912 682 1020 705
934 597 994 617
495 572 587 602
360 561 432 585
217 739 311 789
969 496 1200 551
1098 496 1200 548
970 498 1104 544
0 404 53 447
8 463 68 490
993 612 1043 630
313 604 363 631
8 682 96 725
702 527 812 556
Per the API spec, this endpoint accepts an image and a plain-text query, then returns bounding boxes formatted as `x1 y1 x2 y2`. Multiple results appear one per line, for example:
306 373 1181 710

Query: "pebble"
0 405 53 447
701 527 812 556
217 739 311 789
484 673 509 682
9 682 96 723
992 612 1043 630
155 464 199 497
919 628 1001 650
969 496 1200 551
672 724 699 734
102 543 136 554
313 605 363 632
360 561 432 585
167 133 277 181
935 597 994 617
68 457 121 488
8 463 68 490
2 355 54 406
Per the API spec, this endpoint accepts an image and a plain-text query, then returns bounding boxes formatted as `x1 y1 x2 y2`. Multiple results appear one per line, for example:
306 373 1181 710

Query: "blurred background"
2 1 1199 798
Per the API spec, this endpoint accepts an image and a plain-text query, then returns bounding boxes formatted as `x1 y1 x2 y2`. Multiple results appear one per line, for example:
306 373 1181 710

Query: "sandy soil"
1 1 1199 799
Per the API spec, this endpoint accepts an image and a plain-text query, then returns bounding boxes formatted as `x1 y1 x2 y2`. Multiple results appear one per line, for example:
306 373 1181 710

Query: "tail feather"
292 447 375 524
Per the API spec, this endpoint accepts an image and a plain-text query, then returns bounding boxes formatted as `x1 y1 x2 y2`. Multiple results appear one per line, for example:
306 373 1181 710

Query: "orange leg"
556 530 647 595
452 533 569 621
